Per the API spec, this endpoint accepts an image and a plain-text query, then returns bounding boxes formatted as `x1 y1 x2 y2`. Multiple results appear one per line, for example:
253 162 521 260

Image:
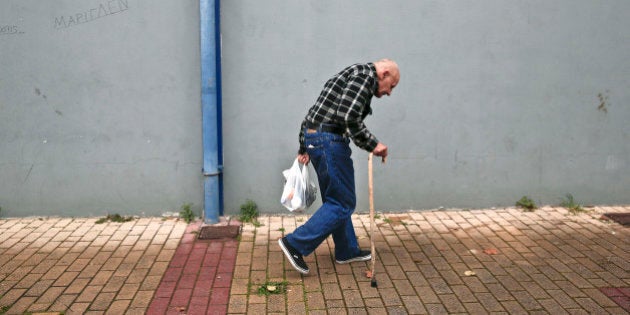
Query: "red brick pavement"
0 206 628 314
147 221 238 315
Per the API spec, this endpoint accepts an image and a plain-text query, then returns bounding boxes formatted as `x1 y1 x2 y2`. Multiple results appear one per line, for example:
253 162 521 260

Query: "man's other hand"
298 153 310 165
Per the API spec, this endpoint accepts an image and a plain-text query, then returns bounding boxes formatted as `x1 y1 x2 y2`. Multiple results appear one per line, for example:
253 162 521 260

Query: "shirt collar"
368 63 378 93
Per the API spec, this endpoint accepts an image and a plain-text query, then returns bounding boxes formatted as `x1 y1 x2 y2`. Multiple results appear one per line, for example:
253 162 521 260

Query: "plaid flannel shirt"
298 63 379 154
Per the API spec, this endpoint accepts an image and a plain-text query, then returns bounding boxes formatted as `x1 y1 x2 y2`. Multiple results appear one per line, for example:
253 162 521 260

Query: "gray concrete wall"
0 0 203 217
2 1 628 218
221 1 629 214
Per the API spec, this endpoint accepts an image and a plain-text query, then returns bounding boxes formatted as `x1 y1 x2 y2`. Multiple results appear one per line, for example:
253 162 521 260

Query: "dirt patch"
602 213 630 226
198 225 241 240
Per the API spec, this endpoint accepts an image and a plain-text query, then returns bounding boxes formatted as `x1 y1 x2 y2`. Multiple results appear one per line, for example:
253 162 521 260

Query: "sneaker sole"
278 239 309 274
336 254 372 264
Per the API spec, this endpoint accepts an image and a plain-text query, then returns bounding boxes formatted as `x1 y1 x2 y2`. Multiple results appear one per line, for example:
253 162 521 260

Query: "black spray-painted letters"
54 0 129 30
0 25 24 35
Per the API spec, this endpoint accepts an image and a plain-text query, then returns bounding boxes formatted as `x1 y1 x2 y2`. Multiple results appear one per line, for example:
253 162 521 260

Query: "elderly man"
279 59 400 274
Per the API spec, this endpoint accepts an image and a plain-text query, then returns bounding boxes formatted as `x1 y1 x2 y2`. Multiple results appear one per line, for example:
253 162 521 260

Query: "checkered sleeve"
298 119 307 154
338 74 379 152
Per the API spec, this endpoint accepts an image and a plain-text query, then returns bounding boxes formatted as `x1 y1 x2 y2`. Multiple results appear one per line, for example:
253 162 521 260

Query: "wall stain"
23 164 34 184
34 87 47 100
597 90 610 113
35 87 64 116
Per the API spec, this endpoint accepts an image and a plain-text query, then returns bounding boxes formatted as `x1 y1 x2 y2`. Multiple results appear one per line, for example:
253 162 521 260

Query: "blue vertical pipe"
200 0 223 224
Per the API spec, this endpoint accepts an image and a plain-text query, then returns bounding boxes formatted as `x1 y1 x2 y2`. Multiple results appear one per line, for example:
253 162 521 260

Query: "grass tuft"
180 203 195 224
560 193 587 215
515 196 537 212
239 199 260 225
95 214 134 224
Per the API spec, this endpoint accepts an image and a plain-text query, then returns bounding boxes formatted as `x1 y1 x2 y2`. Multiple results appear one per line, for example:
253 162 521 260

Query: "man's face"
375 71 399 98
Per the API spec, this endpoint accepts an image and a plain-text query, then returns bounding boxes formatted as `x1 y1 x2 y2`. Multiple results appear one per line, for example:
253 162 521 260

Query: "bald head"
373 59 400 98
374 59 400 78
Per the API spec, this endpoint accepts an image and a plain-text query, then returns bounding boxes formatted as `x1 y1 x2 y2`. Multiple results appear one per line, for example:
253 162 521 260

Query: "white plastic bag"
280 158 317 212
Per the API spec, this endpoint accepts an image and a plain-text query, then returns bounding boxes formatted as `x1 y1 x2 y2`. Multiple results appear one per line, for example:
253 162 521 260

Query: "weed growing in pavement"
95 214 134 224
0 295 11 314
278 228 285 232
239 199 260 226
382 217 392 224
516 196 537 212
179 203 195 224
257 281 288 296
560 193 586 215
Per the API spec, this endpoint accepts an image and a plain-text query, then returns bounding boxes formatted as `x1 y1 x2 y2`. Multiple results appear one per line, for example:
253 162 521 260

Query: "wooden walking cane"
368 153 378 288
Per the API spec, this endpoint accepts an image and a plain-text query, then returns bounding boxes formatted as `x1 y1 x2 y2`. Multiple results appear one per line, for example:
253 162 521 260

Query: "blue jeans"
285 129 360 261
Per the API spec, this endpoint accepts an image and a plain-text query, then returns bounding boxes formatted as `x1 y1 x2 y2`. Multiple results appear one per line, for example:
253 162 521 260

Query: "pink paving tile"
182 263 201 276
193 242 208 250
600 287 630 311
220 247 237 260
170 288 193 307
207 242 224 253
168 255 188 268
192 281 212 297
600 287 624 297
186 305 206 314
187 296 209 314
161 267 182 282
177 274 197 289
203 253 221 267
174 243 193 256
155 281 177 298
199 266 217 279
213 272 233 288
149 223 238 315
217 261 235 273
610 296 630 311
181 234 196 244
185 253 205 267
206 304 228 315
209 287 230 305
166 307 186 315
194 274 215 296
147 297 170 314
189 250 206 261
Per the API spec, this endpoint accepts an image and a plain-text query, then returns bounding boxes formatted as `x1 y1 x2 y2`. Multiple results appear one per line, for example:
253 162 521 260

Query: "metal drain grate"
602 213 630 226
599 287 630 311
198 225 241 240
